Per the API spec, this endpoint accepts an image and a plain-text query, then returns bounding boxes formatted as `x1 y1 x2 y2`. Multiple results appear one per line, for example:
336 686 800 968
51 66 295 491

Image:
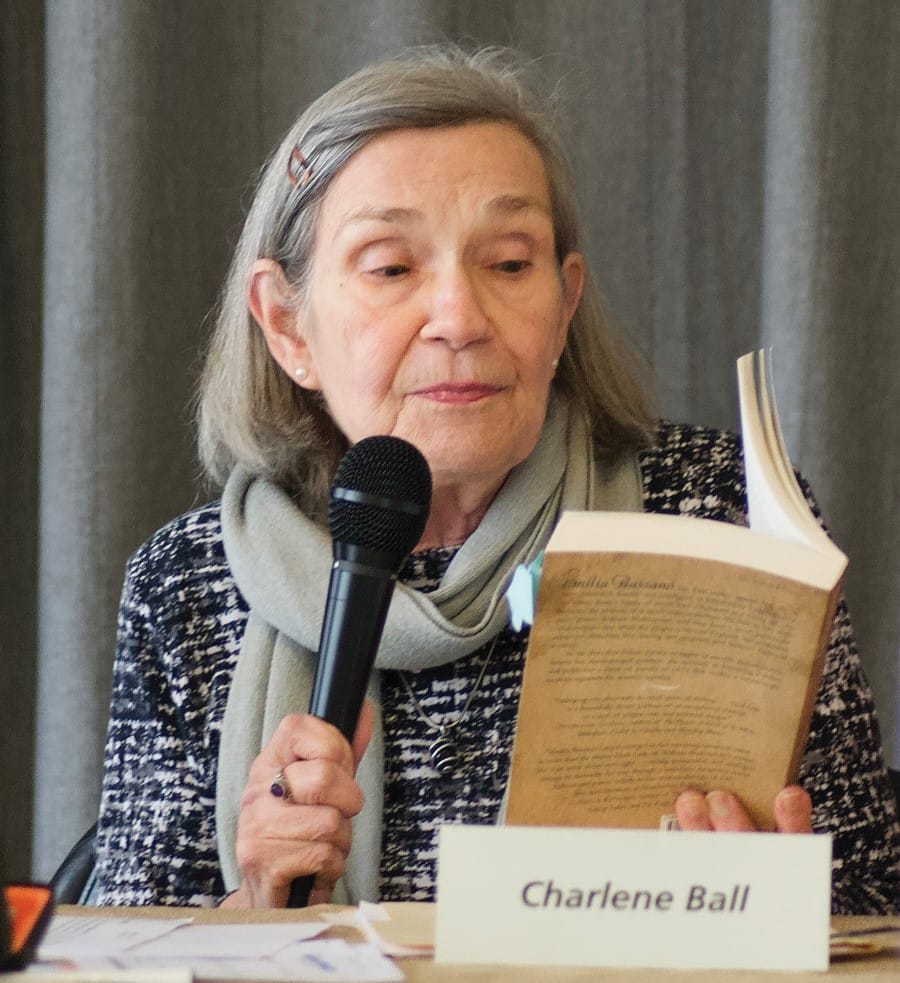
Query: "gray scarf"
215 394 641 902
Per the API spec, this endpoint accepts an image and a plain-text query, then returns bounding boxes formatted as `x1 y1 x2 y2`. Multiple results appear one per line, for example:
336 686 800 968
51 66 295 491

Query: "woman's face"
289 122 583 495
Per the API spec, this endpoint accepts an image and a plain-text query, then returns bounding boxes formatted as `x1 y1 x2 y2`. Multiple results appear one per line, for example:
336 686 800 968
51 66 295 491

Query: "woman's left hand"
674 784 813 833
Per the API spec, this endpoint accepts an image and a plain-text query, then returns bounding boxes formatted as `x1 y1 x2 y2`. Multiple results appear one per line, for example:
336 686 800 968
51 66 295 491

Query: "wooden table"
55 905 900 982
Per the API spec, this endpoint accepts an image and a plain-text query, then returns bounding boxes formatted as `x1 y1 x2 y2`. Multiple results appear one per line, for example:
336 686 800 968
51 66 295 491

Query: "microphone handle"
287 874 315 909
308 560 396 740
286 560 397 908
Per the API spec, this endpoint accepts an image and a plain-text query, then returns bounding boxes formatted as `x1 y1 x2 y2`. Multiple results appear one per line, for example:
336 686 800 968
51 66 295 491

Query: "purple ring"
270 770 293 802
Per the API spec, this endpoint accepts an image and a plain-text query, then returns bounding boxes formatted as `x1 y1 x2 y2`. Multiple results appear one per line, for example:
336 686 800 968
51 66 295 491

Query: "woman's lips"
413 383 501 403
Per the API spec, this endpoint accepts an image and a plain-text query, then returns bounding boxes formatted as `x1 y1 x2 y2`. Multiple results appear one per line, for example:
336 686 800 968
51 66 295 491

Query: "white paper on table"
352 901 434 957
0 966 194 983
32 915 403 982
53 939 403 981
38 916 193 959
268 939 404 981
130 921 327 958
10 971 191 982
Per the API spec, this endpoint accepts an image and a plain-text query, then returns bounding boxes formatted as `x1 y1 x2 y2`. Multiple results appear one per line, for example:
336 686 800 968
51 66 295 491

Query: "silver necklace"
397 637 498 777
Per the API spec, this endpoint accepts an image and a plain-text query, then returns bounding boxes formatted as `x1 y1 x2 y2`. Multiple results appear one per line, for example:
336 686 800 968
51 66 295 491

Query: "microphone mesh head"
329 436 432 558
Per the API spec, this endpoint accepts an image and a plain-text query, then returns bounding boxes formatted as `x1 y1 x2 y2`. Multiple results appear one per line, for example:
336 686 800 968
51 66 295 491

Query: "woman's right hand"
221 702 373 908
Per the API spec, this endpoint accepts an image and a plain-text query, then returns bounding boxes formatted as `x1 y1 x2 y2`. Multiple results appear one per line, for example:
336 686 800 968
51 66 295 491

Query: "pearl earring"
551 358 559 370
294 367 308 381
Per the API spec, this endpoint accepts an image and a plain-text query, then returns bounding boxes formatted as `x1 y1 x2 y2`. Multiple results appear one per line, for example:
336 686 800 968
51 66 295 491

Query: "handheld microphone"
287 435 432 907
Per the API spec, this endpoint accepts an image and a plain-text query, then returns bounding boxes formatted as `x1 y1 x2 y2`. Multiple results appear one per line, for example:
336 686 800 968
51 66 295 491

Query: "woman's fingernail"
706 790 731 819
780 786 805 804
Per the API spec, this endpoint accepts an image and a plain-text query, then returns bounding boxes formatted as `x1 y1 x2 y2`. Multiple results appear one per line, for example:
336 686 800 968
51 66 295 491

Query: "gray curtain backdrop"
2 0 897 882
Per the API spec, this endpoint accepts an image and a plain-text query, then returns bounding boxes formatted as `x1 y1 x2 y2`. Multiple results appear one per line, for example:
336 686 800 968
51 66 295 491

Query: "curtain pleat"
1 0 895 881
760 0 900 766
0 0 45 883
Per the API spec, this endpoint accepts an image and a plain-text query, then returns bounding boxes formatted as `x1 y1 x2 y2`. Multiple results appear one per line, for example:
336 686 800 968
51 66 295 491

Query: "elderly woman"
93 47 899 913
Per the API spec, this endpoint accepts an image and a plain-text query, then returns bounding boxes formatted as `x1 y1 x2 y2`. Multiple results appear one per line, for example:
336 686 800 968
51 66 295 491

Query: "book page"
756 349 812 519
547 510 845 590
738 350 844 561
506 550 836 831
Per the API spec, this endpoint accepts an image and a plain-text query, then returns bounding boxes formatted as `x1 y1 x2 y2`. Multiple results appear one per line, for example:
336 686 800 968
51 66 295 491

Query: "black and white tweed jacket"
93 421 900 913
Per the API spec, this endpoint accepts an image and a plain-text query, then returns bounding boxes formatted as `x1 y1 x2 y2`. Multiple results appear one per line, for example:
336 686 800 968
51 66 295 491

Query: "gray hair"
197 45 655 513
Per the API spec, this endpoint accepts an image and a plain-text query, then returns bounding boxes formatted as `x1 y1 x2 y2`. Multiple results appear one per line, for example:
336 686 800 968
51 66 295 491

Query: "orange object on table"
1 882 54 971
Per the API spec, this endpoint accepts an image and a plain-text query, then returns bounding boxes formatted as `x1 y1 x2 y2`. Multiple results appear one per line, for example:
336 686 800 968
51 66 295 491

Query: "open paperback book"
505 349 847 831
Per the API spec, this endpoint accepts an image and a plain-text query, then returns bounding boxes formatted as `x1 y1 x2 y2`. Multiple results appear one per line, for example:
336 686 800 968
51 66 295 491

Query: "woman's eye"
493 259 531 274
371 264 410 278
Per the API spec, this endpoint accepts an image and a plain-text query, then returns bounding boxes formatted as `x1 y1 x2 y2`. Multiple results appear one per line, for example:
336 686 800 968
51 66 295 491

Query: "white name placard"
435 826 831 971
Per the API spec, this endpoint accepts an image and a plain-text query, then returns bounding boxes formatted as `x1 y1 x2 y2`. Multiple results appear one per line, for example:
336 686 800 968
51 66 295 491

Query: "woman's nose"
419 264 491 349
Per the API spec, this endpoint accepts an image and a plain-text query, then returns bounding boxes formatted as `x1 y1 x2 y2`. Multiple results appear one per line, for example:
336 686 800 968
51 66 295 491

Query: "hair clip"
287 145 313 189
